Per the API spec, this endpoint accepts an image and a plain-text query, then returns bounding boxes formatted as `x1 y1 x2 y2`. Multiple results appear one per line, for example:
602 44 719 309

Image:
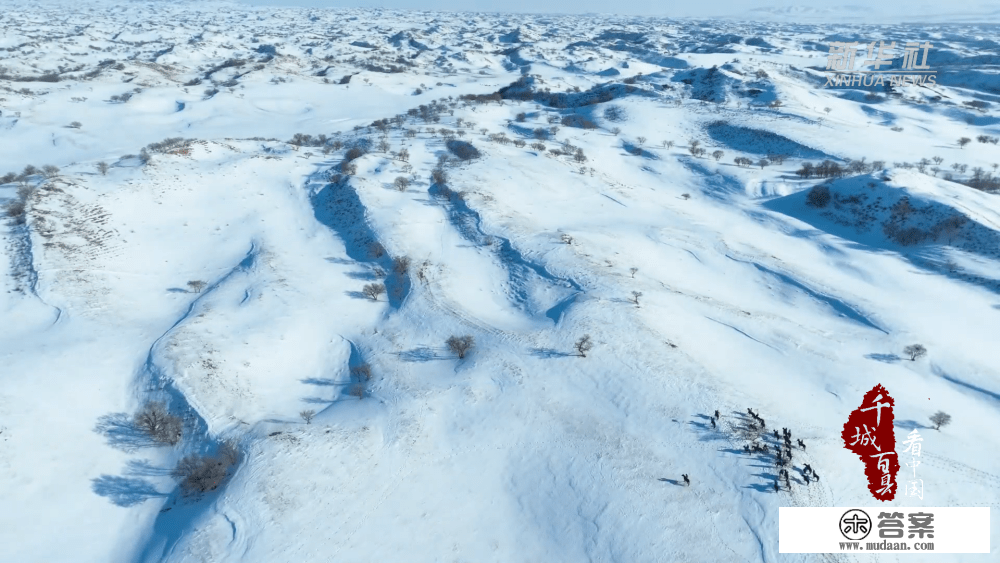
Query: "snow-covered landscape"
2 1 999 561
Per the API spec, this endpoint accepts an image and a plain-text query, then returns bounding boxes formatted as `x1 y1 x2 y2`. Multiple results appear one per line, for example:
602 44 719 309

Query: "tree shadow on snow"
894 419 929 430
344 270 380 280
124 459 173 478
94 413 159 453
530 347 575 358
398 347 448 362
866 353 901 363
301 377 350 387
92 475 167 507
658 478 685 486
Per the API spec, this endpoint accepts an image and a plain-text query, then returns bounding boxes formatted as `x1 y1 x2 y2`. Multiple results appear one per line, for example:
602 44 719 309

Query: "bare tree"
187 280 207 293
446 335 475 359
41 165 60 178
351 364 372 382
134 401 183 445
758 158 769 170
610 127 621 136
574 334 593 357
929 411 951 431
362 283 385 301
369 242 385 259
393 176 409 191
96 161 110 175
688 140 702 157
665 140 674 149
630 291 642 307
430 168 447 186
69 121 82 129
629 267 638 278
172 440 239 494
393 256 412 275
636 136 646 146
957 137 971 149
349 384 365 399
903 344 927 361
712 150 724 161
300 409 316 424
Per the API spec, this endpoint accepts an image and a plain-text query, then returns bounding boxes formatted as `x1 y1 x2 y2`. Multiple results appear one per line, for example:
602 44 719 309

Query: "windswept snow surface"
1 2 999 562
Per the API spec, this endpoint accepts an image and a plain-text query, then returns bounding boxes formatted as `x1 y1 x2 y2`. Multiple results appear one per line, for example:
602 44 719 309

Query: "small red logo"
842 384 899 501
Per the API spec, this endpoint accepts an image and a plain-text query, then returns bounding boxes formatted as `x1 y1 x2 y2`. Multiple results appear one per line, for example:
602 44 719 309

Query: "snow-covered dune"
2 2 999 562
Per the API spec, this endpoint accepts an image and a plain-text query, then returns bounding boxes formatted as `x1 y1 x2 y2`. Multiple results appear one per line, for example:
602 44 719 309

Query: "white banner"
779 507 990 554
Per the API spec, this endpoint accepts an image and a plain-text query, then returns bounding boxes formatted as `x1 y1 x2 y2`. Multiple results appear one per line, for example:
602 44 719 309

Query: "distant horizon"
232 0 1000 23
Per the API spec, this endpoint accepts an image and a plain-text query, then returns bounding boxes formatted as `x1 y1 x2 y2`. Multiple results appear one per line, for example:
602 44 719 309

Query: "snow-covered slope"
2 2 999 562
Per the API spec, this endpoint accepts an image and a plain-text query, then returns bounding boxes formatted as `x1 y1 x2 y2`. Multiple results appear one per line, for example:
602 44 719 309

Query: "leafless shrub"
187 280 207 293
610 127 621 136
561 114 598 129
300 409 315 424
68 121 82 129
4 200 26 221
351 364 372 382
430 168 448 185
362 283 385 301
446 335 475 359
712 150 724 161
574 334 593 357
957 137 971 149
630 291 642 307
446 139 481 160
805 185 831 208
172 441 239 495
349 384 365 399
929 411 951 431
603 105 627 122
393 176 410 191
903 344 927 361
369 242 385 258
133 401 183 445
96 161 110 175
392 256 411 274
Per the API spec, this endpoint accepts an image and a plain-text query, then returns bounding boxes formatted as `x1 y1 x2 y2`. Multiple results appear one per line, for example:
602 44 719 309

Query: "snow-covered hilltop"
2 2 999 561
